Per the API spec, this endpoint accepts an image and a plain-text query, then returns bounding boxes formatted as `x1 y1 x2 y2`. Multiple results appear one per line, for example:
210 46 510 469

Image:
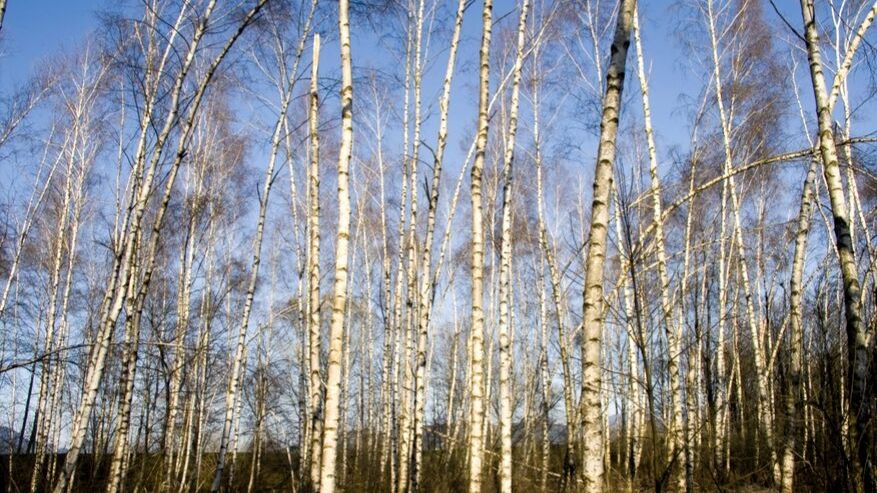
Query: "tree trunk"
579 1 635 490
497 2 531 490
799 2 872 490
468 0 493 490
631 7 685 489
307 32 324 492
318 0 354 488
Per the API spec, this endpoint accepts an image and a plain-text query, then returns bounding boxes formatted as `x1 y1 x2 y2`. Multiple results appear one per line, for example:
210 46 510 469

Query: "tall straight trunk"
631 7 685 489
534 75 576 476
799 2 871 490
318 0 354 488
680 136 702 493
410 0 466 487
393 19 414 490
307 32 324 492
468 1 493 491
30 142 76 493
538 254 551 493
105 230 144 493
531 41 552 493
579 1 635 490
613 188 640 493
106 298 143 493
182 235 216 492
781 158 817 493
446 299 460 441
616 184 662 492
374 82 395 483
163 214 197 492
497 2 531 490
399 0 428 481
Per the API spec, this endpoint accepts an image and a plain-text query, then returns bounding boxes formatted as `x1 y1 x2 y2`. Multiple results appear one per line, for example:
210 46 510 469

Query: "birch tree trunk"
781 158 818 493
579 1 635 490
307 32 324 492
318 0 354 488
531 40 553 493
631 7 685 489
497 2 531 490
209 9 295 487
410 0 466 487
799 2 872 490
705 0 774 476
55 2 211 486
468 0 493 490
105 231 143 493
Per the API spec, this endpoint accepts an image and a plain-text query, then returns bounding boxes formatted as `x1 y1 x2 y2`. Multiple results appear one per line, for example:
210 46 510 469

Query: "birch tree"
468 0 493 490
799 1 873 489
497 1 531 491
318 0 354 488
579 1 635 490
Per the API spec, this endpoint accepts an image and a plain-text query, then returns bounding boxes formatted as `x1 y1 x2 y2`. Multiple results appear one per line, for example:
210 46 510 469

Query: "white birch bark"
705 0 774 474
580 1 635 490
468 0 493 490
307 32 324 492
799 2 872 489
410 0 466 487
497 1 531 490
318 0 354 487
631 7 685 489
55 4 266 489
209 7 297 487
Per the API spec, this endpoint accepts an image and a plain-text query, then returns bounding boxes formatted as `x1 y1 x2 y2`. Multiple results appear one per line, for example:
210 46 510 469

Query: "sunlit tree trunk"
780 157 817 493
468 0 493 490
410 0 466 487
579 1 635 490
531 40 553 493
54 3 266 490
209 7 294 486
318 0 354 488
705 0 774 477
162 213 197 492
631 8 685 489
105 232 143 493
497 1 531 490
307 32 324 492
30 134 75 493
397 0 423 481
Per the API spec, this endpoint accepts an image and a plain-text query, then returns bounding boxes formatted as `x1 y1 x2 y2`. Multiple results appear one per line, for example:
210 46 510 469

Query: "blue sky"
0 1 99 89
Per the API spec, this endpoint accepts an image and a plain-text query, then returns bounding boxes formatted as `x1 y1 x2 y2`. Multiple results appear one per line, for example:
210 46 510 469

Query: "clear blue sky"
0 1 99 89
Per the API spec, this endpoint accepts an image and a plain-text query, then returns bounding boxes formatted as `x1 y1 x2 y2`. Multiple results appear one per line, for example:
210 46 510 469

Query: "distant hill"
0 426 26 454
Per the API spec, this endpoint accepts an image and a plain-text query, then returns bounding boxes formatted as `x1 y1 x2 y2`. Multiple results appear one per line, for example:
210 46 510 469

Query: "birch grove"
1 0 877 491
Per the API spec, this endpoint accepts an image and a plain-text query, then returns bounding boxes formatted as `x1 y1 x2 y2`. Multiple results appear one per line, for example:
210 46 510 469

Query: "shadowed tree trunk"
799 2 872 490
